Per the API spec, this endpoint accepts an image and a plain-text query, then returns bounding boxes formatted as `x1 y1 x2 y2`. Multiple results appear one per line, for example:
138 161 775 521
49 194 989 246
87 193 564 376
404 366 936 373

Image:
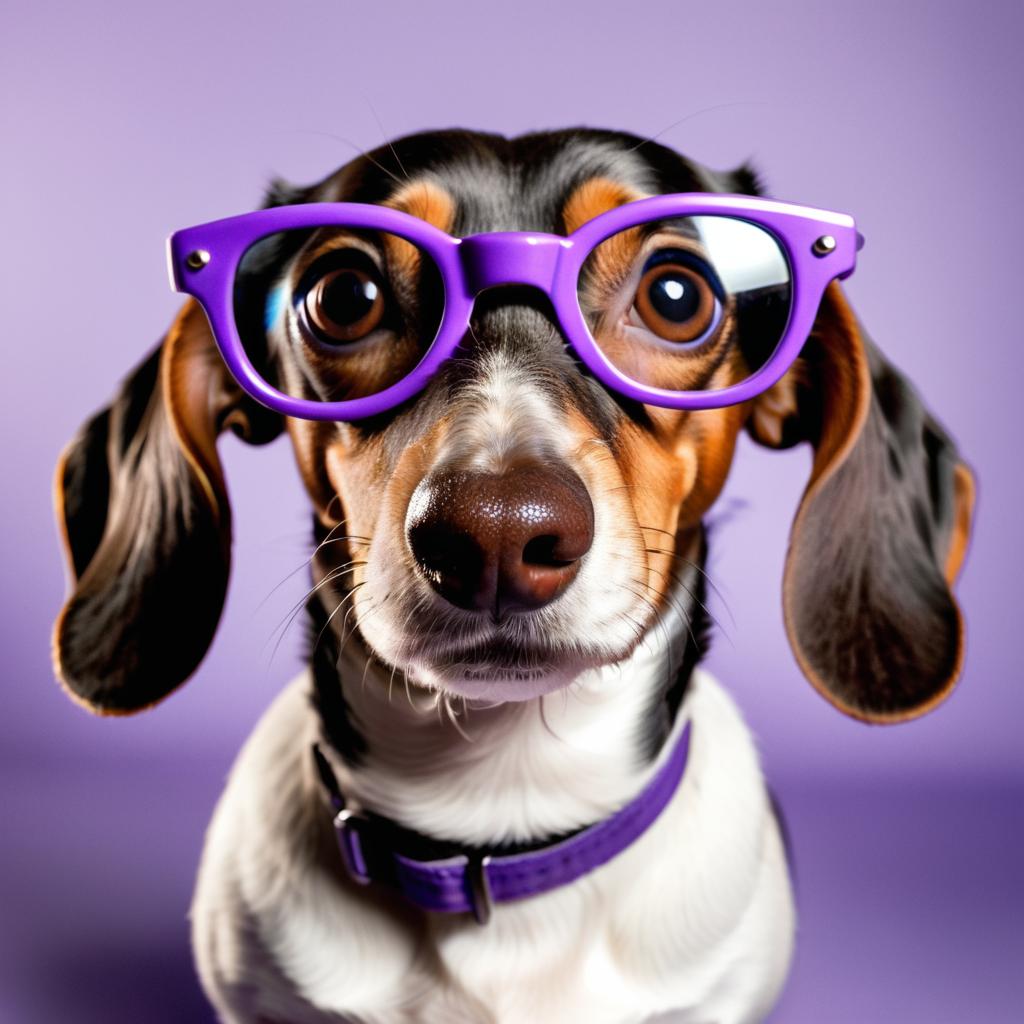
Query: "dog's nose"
406 464 595 618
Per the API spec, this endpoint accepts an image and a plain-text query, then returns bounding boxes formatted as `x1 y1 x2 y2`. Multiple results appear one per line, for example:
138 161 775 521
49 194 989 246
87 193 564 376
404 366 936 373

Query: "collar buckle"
333 807 372 886
467 854 494 925
314 743 373 887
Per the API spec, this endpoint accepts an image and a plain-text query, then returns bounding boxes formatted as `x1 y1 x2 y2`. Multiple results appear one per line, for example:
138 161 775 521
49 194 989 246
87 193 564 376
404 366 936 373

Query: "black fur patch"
307 587 369 768
636 529 712 765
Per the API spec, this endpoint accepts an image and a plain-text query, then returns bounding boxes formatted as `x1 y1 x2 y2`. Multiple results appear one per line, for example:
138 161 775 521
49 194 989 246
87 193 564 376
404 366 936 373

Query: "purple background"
2 1 1020 1020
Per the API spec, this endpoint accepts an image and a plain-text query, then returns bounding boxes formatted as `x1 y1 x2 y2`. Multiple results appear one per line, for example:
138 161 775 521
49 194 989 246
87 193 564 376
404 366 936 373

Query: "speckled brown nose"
405 464 595 618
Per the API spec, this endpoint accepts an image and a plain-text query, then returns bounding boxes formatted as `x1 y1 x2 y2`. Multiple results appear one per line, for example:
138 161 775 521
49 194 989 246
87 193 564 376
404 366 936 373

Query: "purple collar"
313 713 692 925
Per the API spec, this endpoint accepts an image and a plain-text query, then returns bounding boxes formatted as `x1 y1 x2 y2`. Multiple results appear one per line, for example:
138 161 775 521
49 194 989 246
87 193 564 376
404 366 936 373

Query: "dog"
53 128 975 1023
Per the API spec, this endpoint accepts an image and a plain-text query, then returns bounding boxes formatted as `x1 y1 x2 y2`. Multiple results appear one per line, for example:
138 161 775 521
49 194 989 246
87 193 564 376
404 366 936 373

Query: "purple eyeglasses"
167 194 860 421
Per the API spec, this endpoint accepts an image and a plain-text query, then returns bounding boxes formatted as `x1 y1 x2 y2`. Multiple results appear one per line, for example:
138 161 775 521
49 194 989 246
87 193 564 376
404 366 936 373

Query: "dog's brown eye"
303 267 385 345
634 262 717 344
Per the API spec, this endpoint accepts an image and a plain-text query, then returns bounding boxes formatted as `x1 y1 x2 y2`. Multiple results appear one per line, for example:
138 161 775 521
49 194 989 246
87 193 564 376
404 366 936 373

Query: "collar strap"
313 715 692 925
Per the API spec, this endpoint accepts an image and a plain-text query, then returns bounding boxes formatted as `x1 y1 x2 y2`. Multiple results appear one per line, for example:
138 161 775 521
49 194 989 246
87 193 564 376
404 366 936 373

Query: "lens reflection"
578 215 792 394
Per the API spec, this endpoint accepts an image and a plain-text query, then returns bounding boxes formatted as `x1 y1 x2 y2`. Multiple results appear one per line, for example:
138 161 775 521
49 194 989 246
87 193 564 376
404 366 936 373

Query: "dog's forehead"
421 135 655 234
315 129 715 233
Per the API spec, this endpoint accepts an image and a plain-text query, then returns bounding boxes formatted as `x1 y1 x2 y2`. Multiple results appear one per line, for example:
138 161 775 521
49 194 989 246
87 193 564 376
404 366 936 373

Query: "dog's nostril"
406 463 595 616
522 534 574 568
407 525 482 585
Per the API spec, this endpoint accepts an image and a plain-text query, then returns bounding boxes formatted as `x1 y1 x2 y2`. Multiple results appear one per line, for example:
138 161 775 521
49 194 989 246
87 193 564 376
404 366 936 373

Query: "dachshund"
53 128 975 1023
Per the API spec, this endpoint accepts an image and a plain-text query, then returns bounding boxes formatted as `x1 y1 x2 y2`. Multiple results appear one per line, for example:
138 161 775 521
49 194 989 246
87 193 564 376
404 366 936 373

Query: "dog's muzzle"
405 462 594 619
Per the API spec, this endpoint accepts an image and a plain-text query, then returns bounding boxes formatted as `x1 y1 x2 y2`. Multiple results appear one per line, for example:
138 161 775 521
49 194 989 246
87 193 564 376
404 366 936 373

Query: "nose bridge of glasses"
458 232 572 298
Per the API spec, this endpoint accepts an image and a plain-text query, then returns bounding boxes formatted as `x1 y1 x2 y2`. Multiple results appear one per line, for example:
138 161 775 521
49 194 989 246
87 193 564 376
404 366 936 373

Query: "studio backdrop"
1 2 1019 1021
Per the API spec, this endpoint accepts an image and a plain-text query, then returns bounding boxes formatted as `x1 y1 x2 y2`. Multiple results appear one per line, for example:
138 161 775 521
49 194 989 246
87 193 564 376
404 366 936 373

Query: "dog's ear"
747 282 976 722
53 300 282 715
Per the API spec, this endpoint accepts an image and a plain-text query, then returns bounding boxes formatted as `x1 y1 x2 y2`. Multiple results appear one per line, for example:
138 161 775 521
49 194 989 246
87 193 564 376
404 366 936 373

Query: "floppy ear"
53 300 282 715
747 282 976 723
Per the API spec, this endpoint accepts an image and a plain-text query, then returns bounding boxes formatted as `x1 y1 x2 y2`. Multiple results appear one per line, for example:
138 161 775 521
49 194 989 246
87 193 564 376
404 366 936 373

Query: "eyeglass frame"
167 193 861 422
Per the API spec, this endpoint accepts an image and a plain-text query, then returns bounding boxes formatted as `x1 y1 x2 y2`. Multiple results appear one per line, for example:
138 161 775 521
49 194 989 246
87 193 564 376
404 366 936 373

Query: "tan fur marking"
561 178 647 235
162 299 226 519
944 462 976 583
383 180 456 279
385 180 456 232
570 180 649 325
577 388 747 621
52 439 78 587
317 415 456 578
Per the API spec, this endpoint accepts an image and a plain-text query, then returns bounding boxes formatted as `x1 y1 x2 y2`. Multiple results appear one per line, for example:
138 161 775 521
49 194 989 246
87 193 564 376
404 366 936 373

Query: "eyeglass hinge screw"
812 235 837 257
186 249 211 270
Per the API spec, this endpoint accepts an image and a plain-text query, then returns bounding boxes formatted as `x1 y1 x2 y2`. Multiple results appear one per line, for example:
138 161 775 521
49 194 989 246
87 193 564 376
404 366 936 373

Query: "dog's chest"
404 840 737 1024
195 669 791 1024
277 777 751 1024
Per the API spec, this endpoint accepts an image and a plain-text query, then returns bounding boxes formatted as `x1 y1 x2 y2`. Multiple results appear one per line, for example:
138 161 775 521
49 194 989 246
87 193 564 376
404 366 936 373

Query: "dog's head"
53 128 974 722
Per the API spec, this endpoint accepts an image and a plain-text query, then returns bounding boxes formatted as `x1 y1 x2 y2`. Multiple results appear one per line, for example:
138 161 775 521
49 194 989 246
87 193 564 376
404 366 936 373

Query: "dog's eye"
300 261 386 345
633 252 721 345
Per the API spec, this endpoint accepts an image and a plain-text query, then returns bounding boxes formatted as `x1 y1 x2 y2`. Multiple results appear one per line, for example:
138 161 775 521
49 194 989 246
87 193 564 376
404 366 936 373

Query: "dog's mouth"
409 649 593 702
396 628 617 702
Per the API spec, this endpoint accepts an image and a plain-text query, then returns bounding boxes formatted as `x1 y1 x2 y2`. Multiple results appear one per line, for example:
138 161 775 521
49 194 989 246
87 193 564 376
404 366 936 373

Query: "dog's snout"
406 464 594 618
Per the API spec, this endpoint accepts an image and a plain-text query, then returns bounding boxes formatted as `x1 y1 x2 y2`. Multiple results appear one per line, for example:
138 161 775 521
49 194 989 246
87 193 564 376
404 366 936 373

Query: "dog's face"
53 129 975 721
267 134 758 701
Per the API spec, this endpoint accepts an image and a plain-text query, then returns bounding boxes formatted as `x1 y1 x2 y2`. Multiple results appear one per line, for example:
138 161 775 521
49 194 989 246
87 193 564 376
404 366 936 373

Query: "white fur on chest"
192 661 794 1024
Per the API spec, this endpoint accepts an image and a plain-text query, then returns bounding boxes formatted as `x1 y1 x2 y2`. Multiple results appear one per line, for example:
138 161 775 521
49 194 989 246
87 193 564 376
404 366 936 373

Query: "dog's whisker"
360 93 410 183
264 560 371 677
269 577 362 670
260 552 368 630
618 609 649 646
675 556 736 628
283 129 406 187
253 538 362 614
262 562 367 658
359 638 376 695
536 696 569 745
638 536 737 622
337 587 391 669
652 565 734 645
622 566 687 669
323 493 343 523
618 574 694 654
443 693 474 743
641 545 735 627
637 524 677 539
337 605 367 678
626 100 772 154
626 570 700 640
264 585 339 667
634 561 708 645
310 535 372 570
308 517 370 566
312 582 367 661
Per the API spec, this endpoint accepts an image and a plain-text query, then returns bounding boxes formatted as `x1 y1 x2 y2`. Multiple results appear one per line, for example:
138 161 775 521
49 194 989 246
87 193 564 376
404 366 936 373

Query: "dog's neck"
308 538 708 848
